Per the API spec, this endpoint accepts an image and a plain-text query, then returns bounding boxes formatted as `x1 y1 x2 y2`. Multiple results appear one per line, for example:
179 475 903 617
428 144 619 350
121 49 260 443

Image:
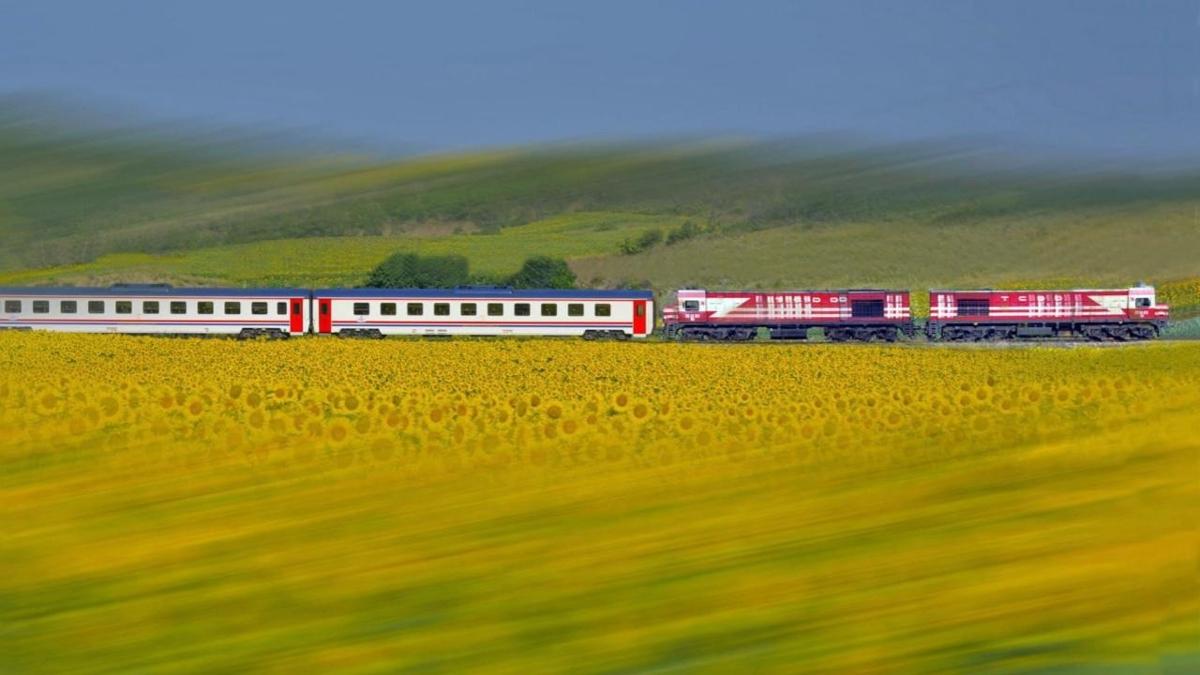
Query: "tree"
507 256 576 289
365 253 470 288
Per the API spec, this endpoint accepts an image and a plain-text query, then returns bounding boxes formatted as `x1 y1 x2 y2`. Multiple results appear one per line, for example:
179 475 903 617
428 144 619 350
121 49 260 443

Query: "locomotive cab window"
353 302 370 316
407 303 423 316
1134 298 1151 308
198 302 214 315
568 303 584 317
224 302 241 315
514 303 531 317
33 300 49 314
4 300 20 313
251 302 269 315
595 303 612 317
61 300 77 314
540 303 557 317
88 301 105 314
487 303 504 316
116 301 133 314
170 301 187 315
434 303 450 316
461 303 477 316
683 300 700 311
143 301 160 315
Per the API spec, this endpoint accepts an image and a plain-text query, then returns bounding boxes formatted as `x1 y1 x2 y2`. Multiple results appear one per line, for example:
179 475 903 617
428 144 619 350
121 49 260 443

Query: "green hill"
1 107 1197 315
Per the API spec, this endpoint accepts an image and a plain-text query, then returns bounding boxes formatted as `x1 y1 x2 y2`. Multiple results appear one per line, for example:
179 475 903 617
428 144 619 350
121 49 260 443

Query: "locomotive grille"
850 299 884 318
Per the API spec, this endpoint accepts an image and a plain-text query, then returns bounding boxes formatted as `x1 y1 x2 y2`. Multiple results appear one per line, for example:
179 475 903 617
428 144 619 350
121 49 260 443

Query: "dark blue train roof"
315 287 654 299
0 285 309 297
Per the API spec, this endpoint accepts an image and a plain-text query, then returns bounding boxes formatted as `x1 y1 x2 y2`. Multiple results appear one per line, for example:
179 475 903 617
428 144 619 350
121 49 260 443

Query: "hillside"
1 108 1198 316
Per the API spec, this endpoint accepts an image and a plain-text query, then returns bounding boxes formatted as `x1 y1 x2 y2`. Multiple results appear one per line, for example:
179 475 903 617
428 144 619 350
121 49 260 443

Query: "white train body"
313 288 654 338
0 285 310 337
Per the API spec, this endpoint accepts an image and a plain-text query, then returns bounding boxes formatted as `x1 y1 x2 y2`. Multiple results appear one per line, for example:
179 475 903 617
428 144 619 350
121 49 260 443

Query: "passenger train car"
0 285 309 338
313 287 653 339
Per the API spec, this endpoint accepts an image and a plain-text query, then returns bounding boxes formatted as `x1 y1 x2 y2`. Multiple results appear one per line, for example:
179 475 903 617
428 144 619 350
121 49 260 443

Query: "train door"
633 300 647 335
318 298 332 334
289 297 305 334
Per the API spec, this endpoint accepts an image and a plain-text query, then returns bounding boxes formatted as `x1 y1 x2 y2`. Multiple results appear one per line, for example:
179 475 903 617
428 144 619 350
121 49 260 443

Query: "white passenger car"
0 285 310 338
311 287 654 339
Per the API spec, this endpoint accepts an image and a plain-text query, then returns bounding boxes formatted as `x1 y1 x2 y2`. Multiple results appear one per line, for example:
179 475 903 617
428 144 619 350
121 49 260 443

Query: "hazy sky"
1 0 1198 156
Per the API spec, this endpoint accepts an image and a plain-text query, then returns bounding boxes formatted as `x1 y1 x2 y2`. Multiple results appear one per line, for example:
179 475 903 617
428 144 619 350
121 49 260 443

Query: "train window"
88 301 105 314
143 301 160 315
170 301 187 314
33 300 50 313
568 303 584 316
251 302 269 315
487 303 504 316
198 302 214 315
514 303 531 317
320 303 329 315
850 299 884 318
61 300 77 314
277 302 287 315
3 300 20 313
541 303 557 317
380 303 397 316
353 302 370 316
635 304 646 317
224 302 241 315
461 303 477 316
407 303 423 316
434 303 450 316
958 299 989 317
116 301 133 314
595 303 612 317
683 300 700 311
291 301 302 315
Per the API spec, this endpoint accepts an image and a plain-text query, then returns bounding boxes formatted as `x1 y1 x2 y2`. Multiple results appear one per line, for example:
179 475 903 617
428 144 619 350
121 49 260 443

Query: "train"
0 283 1170 342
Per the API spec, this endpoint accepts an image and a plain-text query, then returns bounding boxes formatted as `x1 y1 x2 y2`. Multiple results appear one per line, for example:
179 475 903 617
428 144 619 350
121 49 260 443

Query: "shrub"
507 256 576 289
365 253 470 288
620 229 663 255
665 220 702 245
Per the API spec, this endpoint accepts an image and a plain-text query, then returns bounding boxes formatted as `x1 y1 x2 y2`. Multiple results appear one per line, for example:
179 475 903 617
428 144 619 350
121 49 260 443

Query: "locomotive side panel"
928 287 1169 341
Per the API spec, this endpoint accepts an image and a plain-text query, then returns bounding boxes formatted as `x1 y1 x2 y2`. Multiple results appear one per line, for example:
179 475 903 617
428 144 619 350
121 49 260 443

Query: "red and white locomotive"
662 288 915 341
926 285 1169 341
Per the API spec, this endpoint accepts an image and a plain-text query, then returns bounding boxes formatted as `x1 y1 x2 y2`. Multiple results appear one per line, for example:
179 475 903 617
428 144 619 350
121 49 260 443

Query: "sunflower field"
2 334 1197 673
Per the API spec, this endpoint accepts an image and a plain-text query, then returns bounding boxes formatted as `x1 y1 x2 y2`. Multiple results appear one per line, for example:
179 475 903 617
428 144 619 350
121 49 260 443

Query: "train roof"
0 285 309 297
315 287 654 299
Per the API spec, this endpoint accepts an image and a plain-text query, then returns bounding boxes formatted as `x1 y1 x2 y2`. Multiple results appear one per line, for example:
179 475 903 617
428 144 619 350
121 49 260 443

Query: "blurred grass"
1 339 1197 672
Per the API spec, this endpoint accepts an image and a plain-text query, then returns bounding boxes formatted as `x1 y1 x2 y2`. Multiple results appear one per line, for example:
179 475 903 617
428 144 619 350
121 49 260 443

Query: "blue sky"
1 0 1197 156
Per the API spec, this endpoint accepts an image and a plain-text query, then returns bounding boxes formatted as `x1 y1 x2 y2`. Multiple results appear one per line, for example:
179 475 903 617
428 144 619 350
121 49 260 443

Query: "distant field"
0 212 681 287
